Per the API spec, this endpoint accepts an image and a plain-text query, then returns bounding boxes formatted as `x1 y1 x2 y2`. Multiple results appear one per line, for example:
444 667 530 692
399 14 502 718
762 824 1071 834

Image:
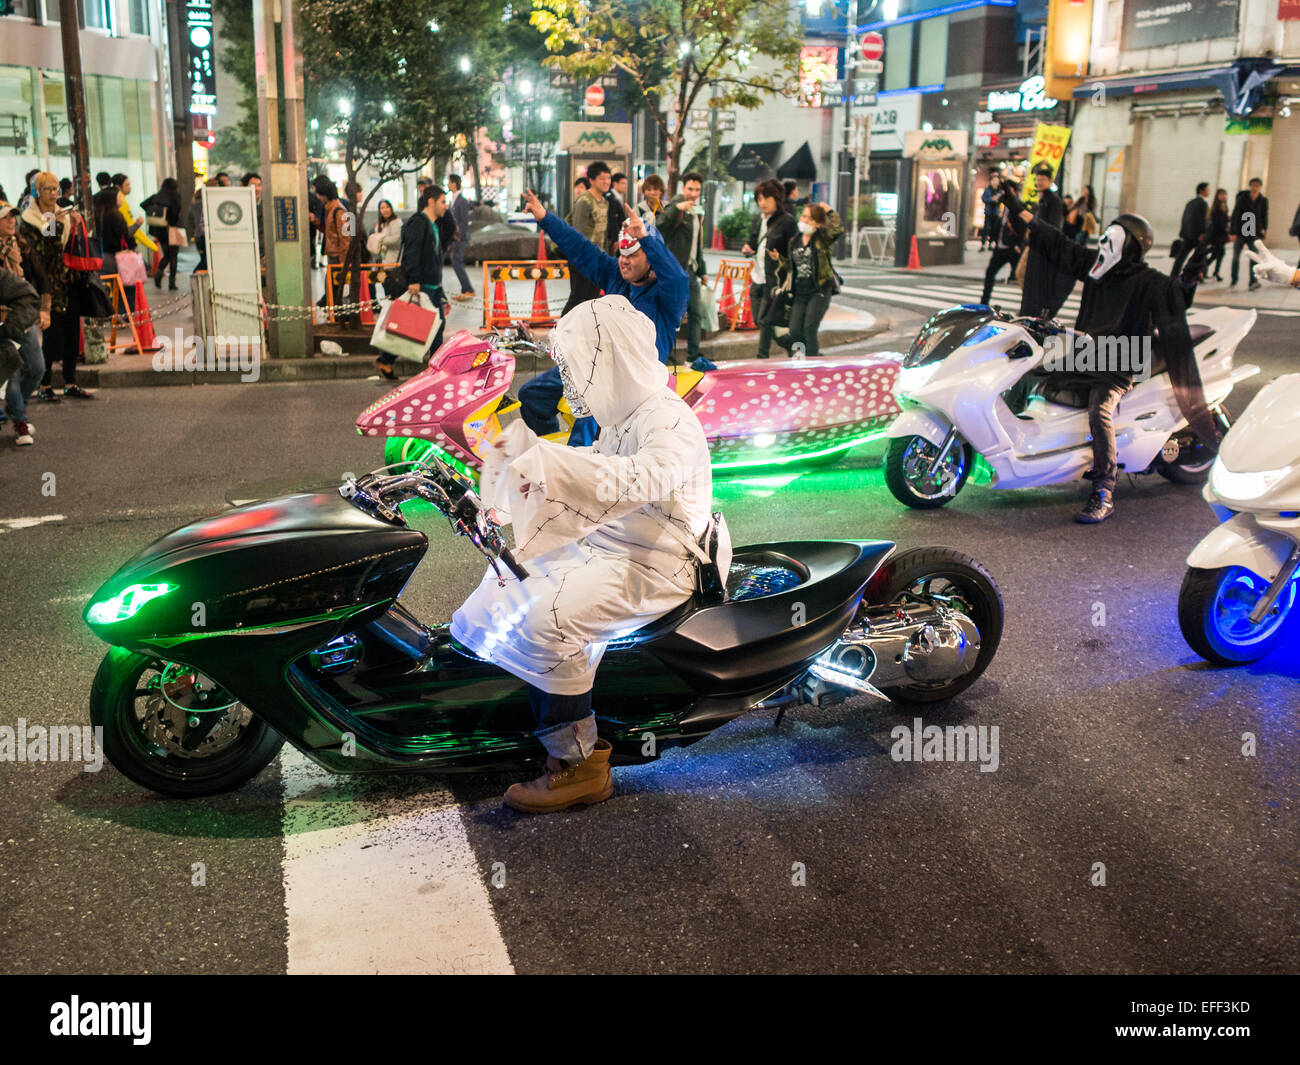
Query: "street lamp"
540 105 552 122
519 79 533 97
459 56 471 73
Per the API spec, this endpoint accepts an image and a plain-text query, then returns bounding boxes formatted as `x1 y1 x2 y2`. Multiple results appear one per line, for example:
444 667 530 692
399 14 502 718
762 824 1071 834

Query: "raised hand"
521 188 546 221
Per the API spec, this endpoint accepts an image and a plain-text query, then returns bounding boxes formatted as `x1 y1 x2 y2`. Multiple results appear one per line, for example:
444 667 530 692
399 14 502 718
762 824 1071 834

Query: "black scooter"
84 455 1004 797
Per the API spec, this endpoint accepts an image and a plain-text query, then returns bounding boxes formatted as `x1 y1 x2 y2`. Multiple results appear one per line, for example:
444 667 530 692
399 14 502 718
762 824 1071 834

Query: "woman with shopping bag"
373 186 452 382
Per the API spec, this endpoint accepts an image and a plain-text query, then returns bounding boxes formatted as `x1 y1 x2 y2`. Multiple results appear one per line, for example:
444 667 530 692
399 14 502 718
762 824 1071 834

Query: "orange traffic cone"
717 276 737 325
711 227 725 251
130 281 159 351
358 269 375 326
907 234 922 270
536 233 547 261
491 277 510 328
530 267 553 325
736 286 757 331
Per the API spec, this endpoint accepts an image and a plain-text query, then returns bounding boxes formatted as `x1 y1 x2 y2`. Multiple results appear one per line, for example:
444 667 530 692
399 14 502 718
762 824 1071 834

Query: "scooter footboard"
1186 513 1295 581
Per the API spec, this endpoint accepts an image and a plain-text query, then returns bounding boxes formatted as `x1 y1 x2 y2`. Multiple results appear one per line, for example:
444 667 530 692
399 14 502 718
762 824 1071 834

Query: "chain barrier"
84 289 193 330
211 289 575 322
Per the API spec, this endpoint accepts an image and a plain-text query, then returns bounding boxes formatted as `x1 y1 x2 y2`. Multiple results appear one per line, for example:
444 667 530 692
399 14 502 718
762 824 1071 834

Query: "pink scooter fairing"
356 329 902 473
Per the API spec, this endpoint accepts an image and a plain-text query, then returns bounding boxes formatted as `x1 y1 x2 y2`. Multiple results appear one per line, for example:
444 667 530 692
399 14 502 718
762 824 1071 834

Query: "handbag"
168 226 189 247
116 250 147 286
371 291 440 362
74 273 115 319
62 214 102 273
699 284 719 332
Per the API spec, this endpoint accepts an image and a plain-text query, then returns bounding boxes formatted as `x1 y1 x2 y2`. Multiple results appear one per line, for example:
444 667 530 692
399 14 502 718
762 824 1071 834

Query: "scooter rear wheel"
884 435 972 508
1177 565 1297 666
1156 405 1231 485
867 547 1004 703
91 647 284 797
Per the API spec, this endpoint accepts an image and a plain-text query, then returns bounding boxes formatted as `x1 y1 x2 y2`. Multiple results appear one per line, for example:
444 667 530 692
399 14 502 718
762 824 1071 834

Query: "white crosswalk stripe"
843 279 1082 319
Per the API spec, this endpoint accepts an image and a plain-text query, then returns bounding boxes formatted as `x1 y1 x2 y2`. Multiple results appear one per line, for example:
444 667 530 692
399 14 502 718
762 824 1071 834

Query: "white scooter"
883 304 1259 508
1177 372 1300 664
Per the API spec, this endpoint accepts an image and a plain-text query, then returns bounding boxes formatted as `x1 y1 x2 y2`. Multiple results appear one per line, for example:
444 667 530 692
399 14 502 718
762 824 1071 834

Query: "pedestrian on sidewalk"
1019 163 1073 319
980 171 1002 250
1206 188 1229 281
0 200 46 444
19 172 93 399
657 170 713 370
1064 185 1097 246
563 163 612 314
741 178 796 359
1170 182 1210 280
315 177 350 313
1229 178 1269 290
446 175 475 302
373 185 452 383
142 177 183 290
773 201 843 359
635 174 665 225
980 179 1026 306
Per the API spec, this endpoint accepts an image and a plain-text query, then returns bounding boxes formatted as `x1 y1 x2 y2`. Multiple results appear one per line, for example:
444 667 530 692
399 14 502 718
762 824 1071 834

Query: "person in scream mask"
1003 185 1220 524
452 295 714 813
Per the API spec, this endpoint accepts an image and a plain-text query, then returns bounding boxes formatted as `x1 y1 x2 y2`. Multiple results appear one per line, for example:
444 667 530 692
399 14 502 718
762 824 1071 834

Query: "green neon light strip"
86 583 174 625
386 428 891 477
709 428 890 472
144 601 383 649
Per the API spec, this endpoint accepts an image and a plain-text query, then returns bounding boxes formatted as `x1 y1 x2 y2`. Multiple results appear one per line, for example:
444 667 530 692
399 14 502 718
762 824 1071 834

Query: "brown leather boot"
504 740 613 813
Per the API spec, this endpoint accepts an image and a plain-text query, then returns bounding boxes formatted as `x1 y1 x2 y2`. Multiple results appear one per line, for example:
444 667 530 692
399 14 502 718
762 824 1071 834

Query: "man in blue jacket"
517 186 688 445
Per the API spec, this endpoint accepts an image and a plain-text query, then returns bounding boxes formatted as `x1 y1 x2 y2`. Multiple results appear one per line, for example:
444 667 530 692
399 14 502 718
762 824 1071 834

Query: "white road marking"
0 515 65 533
1259 309 1300 317
280 746 513 974
228 499 257 506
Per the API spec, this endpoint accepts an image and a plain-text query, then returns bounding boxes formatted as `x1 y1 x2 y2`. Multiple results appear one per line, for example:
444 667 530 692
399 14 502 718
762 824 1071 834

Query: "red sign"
585 84 605 108
861 31 884 61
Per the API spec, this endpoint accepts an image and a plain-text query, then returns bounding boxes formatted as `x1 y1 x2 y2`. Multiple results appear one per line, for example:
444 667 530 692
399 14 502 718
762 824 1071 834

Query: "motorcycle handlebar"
498 546 530 581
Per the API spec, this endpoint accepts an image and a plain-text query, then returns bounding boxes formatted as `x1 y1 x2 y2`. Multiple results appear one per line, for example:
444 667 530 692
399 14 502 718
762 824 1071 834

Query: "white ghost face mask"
1089 224 1126 280
547 335 593 418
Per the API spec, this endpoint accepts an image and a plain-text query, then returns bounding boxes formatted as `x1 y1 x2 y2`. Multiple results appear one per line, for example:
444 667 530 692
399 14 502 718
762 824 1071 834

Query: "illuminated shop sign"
186 0 217 117
987 75 1058 113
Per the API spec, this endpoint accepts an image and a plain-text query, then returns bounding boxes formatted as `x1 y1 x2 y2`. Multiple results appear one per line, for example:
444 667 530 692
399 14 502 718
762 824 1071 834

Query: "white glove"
1243 241 1300 287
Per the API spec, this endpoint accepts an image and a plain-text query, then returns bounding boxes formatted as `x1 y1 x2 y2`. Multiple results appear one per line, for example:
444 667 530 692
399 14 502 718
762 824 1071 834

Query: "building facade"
0 0 175 203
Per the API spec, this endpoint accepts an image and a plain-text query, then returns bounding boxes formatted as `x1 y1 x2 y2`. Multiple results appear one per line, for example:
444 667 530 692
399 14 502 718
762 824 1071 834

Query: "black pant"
194 235 207 272
1087 379 1132 495
154 242 179 284
1230 237 1258 284
1205 241 1226 278
527 685 592 727
776 288 831 358
375 299 445 368
751 283 779 358
41 307 79 389
562 266 601 315
1170 239 1196 279
981 246 1021 304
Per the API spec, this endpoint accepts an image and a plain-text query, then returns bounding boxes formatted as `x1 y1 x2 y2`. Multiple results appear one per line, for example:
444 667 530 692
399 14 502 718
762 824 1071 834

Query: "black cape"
1027 221 1219 448
1020 188 1075 318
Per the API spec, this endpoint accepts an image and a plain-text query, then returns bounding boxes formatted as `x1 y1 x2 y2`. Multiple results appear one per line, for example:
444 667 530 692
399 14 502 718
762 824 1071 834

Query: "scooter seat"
641 540 895 695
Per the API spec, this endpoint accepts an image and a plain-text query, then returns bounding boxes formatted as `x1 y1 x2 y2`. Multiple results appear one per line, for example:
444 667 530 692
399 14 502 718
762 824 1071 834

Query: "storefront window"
0 66 37 157
128 0 150 35
915 163 961 239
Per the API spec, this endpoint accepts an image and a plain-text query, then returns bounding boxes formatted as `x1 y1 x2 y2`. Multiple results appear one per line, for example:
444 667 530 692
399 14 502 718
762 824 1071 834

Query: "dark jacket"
1178 195 1209 243
776 210 844 293
604 191 627 252
1020 187 1074 318
0 270 39 379
400 209 445 293
656 196 707 278
745 209 797 286
1230 190 1268 237
19 203 76 313
1209 203 1229 245
538 210 688 364
141 186 182 245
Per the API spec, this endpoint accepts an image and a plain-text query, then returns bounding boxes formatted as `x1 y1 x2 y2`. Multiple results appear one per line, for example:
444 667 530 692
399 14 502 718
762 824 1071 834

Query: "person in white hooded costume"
451 294 714 812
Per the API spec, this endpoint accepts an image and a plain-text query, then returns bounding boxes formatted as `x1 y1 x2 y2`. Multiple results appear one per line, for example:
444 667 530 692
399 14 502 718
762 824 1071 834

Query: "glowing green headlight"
86 583 174 625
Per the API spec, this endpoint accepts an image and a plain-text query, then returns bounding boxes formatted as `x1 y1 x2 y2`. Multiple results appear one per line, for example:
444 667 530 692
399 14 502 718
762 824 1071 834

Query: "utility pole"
706 100 719 247
253 0 313 356
57 0 93 219
166 0 195 212
837 1 856 260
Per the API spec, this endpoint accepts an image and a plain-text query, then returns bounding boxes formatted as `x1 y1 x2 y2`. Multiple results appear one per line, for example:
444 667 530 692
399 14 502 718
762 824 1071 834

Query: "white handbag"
369 291 440 363
699 284 720 332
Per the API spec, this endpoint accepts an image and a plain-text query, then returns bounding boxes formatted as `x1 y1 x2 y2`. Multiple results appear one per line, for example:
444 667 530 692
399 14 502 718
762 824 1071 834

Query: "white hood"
548 295 667 426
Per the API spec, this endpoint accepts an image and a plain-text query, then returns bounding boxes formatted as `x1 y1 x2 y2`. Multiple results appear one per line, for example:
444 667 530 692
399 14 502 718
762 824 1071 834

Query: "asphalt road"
0 294 1296 975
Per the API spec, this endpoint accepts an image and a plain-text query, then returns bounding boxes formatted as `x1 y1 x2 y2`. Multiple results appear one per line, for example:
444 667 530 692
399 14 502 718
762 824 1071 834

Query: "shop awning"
682 144 733 179
777 142 817 181
727 141 782 182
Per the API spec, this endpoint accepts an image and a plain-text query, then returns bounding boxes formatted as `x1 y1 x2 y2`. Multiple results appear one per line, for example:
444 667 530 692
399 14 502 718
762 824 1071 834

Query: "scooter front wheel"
1177 565 1297 666
90 647 284 797
884 434 973 508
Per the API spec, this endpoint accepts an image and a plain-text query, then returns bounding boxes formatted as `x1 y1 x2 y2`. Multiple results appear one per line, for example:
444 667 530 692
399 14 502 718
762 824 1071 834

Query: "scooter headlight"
547 336 593 418
1209 459 1288 501
896 363 940 397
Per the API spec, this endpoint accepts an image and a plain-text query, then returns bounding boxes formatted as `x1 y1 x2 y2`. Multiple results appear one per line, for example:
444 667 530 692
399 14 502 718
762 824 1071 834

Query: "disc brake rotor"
138 664 251 759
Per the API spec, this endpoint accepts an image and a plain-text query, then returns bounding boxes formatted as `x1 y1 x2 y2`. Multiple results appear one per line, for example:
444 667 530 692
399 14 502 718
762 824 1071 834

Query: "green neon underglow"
384 427 891 478
709 428 890 472
87 583 174 625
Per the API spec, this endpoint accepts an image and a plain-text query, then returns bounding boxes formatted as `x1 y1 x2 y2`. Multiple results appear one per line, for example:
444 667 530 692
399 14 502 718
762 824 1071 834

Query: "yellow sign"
1024 123 1071 205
